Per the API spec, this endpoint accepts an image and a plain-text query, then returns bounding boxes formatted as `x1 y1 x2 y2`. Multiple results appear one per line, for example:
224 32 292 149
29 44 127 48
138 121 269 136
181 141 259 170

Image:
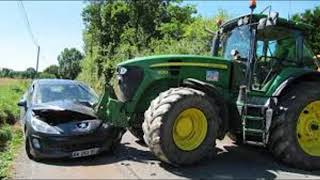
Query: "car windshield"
221 25 251 60
35 82 98 105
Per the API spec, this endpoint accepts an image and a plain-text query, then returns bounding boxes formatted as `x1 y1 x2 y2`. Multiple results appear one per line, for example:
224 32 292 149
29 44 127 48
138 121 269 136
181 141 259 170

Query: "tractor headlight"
31 117 61 135
114 66 144 102
117 66 128 75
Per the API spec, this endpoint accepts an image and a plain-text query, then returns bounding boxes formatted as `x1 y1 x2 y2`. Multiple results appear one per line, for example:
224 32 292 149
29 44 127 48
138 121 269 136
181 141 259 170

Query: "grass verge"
0 78 28 179
0 125 23 179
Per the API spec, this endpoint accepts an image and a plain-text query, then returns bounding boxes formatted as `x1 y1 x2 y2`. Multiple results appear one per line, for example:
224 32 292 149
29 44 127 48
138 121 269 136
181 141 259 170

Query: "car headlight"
31 117 61 135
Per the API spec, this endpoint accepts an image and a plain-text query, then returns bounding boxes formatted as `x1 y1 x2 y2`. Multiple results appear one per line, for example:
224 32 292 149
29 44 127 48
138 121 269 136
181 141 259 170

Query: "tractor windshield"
221 25 251 60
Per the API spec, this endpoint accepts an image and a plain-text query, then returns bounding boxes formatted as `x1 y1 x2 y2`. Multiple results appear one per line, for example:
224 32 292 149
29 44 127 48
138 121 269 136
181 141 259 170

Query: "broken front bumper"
96 84 129 127
27 122 122 159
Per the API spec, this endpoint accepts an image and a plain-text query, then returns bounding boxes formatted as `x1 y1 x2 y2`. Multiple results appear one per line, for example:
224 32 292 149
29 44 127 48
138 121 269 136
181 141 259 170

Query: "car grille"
44 141 103 152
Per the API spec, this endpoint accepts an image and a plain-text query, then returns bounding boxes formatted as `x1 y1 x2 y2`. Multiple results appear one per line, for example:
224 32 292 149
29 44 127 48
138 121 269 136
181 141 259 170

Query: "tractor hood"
117 54 229 69
113 54 231 103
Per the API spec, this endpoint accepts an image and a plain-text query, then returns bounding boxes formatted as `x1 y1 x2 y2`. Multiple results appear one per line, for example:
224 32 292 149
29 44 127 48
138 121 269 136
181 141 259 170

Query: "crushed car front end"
25 101 124 159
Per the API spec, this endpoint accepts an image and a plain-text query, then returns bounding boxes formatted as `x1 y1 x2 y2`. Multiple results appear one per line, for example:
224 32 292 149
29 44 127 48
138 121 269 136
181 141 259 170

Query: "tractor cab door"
251 27 299 92
221 25 251 91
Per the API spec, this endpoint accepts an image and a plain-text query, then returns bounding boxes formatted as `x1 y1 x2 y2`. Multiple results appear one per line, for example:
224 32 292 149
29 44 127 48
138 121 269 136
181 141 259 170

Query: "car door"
20 83 35 127
19 91 28 122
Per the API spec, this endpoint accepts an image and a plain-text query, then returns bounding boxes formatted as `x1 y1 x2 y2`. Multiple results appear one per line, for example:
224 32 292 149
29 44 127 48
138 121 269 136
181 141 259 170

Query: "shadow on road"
37 141 156 166
159 144 320 179
35 138 320 179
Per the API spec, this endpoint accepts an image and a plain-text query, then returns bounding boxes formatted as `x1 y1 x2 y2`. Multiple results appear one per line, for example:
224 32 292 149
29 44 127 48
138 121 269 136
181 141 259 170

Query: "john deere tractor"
97 6 320 170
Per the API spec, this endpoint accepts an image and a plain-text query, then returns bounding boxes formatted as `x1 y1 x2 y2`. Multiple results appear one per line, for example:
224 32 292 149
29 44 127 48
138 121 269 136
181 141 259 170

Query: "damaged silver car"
18 79 124 161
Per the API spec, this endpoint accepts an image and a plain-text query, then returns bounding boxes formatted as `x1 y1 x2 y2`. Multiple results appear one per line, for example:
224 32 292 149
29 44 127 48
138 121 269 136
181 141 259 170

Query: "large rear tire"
269 82 320 171
142 87 220 165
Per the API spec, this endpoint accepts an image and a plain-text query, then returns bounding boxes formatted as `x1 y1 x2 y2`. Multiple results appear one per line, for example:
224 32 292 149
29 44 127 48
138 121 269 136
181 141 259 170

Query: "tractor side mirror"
17 100 27 107
231 49 241 60
266 12 279 26
258 11 279 30
258 18 267 30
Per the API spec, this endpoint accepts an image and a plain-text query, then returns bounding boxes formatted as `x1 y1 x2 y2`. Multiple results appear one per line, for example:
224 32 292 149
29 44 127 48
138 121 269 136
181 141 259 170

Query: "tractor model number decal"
206 70 219 82
158 70 169 75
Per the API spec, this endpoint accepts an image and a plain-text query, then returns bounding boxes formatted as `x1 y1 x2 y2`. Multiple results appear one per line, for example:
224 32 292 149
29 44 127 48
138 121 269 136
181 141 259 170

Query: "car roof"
32 79 82 86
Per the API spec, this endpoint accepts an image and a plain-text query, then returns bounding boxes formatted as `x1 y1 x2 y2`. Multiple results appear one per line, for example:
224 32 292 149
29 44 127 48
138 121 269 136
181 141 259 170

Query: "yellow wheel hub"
173 108 208 151
297 100 320 157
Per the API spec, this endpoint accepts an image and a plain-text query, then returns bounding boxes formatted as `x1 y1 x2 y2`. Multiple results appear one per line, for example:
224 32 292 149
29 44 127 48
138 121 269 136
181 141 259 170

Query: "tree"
79 0 198 88
38 72 56 79
57 48 83 79
0 68 13 78
24 67 36 79
292 6 320 54
43 65 59 78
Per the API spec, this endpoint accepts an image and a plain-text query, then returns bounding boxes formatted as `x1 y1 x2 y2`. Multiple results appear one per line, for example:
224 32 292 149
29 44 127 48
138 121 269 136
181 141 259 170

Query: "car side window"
26 84 35 106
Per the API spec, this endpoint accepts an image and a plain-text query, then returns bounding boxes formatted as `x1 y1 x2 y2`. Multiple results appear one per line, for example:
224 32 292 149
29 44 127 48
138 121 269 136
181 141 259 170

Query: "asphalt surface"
13 132 320 179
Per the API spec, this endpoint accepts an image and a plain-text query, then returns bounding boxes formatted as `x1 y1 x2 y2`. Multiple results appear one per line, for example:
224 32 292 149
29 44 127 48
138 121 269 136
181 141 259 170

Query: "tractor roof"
220 14 312 34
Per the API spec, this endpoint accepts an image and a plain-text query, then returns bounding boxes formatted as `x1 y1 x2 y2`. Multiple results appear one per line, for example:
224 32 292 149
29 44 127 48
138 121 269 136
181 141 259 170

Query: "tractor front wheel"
142 87 220 165
269 82 320 170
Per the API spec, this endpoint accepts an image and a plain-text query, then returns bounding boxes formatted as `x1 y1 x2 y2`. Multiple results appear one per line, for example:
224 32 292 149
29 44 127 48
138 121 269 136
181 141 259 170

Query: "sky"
0 1 319 71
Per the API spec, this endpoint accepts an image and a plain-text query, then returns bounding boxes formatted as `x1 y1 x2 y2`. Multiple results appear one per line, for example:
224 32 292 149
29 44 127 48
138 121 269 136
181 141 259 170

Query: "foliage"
0 68 14 78
58 48 84 80
0 67 38 79
43 65 59 78
292 6 320 54
38 72 56 79
0 125 12 147
78 1 227 90
0 125 23 179
25 67 36 79
0 79 29 124
0 79 27 179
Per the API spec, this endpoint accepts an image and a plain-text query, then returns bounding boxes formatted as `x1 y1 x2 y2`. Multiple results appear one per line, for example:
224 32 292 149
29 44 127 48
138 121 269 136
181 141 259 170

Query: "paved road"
13 132 320 179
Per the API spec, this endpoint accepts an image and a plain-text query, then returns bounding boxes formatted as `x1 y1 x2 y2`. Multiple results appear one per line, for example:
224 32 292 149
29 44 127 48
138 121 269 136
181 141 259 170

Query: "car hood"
32 100 97 125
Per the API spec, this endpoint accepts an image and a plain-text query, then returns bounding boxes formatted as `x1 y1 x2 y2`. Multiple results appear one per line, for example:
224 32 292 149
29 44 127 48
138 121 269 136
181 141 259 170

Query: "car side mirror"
17 100 27 107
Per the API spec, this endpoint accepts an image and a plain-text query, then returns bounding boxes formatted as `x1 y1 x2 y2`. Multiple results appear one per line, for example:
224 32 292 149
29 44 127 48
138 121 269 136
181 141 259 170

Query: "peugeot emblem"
77 122 89 129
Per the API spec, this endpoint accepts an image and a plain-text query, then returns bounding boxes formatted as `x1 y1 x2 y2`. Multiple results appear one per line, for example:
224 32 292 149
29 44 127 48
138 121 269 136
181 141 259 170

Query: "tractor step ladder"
242 103 267 146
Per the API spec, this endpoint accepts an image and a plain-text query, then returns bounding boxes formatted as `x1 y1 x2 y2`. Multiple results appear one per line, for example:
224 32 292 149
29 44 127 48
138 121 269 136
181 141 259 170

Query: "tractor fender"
273 71 320 98
182 78 229 139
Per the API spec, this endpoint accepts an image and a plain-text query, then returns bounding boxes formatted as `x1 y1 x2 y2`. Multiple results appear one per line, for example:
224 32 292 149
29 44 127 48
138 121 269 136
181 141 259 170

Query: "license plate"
71 148 99 158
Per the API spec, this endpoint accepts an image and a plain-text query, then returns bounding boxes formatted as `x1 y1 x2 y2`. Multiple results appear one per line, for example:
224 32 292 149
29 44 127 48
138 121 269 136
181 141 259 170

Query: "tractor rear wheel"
269 82 320 170
142 87 220 165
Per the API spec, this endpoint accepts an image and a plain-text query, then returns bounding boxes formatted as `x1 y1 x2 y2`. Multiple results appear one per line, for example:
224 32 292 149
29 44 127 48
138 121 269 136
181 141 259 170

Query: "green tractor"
96 6 320 170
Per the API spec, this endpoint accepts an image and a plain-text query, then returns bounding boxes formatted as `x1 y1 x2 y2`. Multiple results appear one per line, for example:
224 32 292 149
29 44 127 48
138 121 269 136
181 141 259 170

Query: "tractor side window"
253 40 273 90
272 38 297 63
303 43 316 67
222 25 251 60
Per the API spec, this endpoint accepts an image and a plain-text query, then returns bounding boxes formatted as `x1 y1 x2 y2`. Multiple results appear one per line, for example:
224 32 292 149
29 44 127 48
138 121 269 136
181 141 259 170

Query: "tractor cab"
213 13 316 92
211 12 319 147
